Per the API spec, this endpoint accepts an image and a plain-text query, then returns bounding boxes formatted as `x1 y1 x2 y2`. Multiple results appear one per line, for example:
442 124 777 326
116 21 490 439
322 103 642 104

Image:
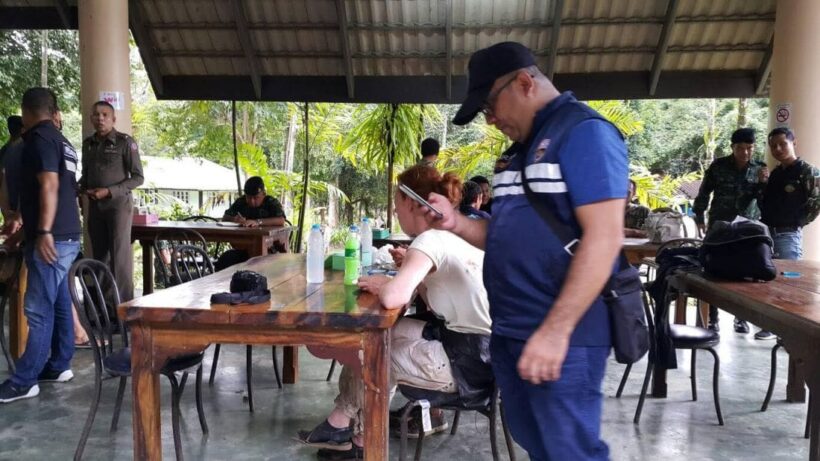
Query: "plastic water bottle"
306 224 325 284
343 225 360 285
360 217 373 267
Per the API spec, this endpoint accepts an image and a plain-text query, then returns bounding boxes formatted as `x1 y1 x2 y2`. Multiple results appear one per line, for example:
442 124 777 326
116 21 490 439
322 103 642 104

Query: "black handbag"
699 219 776 281
520 167 649 364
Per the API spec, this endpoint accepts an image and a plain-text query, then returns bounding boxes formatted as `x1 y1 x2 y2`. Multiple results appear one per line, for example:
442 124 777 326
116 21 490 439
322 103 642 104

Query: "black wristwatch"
37 229 52 235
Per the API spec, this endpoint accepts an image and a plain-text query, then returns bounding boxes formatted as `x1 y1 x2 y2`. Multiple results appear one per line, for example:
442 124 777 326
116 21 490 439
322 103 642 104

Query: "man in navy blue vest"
424 42 627 460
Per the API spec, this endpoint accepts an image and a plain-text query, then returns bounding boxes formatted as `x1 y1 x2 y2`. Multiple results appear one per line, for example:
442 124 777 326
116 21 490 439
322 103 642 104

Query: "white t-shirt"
409 229 491 335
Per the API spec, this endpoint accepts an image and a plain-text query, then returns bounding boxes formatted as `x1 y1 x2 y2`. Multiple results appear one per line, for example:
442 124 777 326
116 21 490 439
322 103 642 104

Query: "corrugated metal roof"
0 0 777 102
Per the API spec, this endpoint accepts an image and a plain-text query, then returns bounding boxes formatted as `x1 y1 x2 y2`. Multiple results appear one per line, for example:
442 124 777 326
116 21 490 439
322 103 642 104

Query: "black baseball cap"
452 42 537 126
243 176 265 195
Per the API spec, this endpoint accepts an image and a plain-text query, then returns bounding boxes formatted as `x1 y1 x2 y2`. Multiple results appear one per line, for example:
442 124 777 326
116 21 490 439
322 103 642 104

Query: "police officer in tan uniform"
79 101 144 301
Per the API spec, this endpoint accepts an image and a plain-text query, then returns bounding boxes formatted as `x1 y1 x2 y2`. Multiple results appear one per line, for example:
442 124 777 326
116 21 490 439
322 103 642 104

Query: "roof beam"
545 0 564 79
128 0 164 97
232 0 262 99
755 37 774 95
156 43 768 60
0 7 77 29
159 71 760 103
649 0 680 96
54 0 74 29
445 0 453 100
335 0 355 99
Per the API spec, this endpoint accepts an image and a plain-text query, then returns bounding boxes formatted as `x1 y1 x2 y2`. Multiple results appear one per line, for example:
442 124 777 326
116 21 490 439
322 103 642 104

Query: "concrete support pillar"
78 0 132 137
769 0 820 260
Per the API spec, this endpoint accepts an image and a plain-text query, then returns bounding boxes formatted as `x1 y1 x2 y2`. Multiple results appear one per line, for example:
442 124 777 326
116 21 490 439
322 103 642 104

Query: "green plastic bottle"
343 225 361 285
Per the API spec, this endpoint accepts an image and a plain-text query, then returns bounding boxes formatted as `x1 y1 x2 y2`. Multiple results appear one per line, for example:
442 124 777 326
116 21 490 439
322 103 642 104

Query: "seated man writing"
215 176 287 270
297 165 492 460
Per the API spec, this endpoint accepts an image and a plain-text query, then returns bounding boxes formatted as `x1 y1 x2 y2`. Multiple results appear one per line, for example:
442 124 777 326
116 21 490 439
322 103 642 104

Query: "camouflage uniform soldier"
693 128 767 333
693 128 768 234
80 101 144 302
760 127 820 257
625 179 649 238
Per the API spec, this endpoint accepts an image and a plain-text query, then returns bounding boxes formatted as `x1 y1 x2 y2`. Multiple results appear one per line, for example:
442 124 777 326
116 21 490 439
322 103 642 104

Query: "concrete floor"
0 313 811 461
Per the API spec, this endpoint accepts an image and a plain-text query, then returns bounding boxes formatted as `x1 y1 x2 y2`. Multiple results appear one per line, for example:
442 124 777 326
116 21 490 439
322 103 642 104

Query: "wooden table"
118 254 401 461
131 221 292 296
131 221 297 381
623 238 661 265
668 260 820 460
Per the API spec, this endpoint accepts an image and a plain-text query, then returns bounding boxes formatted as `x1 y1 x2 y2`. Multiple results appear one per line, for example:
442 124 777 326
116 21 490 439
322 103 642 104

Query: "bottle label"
345 248 358 258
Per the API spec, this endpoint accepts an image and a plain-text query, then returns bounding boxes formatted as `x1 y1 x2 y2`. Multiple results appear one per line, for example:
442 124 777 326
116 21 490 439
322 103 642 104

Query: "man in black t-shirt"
215 176 287 270
0 88 81 404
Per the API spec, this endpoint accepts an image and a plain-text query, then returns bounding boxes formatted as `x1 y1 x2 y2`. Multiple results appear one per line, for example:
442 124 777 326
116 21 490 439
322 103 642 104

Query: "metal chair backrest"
153 229 208 288
171 244 215 283
68 259 127 366
658 238 702 254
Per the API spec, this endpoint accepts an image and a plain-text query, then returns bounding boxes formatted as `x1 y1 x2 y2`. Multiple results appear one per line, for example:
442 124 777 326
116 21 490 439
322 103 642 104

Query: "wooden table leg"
130 325 162 460
282 346 299 384
10 263 27 359
362 330 390 461
141 240 154 296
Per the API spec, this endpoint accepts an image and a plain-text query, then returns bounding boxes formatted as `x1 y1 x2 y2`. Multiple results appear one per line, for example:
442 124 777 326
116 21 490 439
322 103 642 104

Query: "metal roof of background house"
139 155 243 191
1 0 776 103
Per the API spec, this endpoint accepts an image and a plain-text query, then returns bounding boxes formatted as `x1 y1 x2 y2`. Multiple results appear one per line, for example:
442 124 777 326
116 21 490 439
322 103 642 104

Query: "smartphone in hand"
398 183 443 219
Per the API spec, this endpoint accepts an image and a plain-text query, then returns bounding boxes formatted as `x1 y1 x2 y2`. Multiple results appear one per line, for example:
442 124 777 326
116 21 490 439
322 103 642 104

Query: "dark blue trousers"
491 335 610 461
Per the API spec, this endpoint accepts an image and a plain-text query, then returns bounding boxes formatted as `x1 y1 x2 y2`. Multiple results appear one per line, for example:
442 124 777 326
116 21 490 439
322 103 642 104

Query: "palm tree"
339 104 441 229
439 100 645 180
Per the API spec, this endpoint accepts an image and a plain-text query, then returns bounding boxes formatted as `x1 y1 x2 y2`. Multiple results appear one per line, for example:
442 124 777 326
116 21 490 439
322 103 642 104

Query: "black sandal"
295 420 353 451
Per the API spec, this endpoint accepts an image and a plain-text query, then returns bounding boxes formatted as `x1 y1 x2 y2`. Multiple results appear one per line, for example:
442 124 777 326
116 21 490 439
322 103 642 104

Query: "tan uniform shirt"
80 129 144 198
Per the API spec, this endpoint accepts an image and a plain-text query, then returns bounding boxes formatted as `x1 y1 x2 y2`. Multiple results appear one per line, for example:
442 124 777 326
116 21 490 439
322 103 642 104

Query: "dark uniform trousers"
88 193 134 301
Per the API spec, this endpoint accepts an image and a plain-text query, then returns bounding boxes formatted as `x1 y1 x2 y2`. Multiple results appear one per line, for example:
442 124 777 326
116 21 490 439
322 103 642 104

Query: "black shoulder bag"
520 167 649 364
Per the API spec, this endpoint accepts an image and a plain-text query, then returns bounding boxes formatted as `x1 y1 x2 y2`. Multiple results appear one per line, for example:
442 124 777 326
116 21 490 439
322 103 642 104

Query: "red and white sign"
775 102 792 127
99 91 124 111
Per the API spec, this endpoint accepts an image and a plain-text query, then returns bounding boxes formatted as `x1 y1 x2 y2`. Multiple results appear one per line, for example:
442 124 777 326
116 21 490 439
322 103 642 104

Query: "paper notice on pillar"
775 103 792 128
99 91 124 111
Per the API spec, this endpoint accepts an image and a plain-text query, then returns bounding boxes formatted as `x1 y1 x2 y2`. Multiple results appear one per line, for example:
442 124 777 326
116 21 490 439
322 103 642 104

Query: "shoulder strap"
520 163 631 272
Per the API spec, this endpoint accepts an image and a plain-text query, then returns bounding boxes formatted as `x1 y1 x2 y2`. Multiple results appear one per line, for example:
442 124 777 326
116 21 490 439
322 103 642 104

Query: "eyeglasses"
480 74 518 117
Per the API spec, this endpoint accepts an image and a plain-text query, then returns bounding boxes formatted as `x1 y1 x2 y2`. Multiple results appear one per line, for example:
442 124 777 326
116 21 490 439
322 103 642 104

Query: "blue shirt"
20 120 81 242
484 92 628 346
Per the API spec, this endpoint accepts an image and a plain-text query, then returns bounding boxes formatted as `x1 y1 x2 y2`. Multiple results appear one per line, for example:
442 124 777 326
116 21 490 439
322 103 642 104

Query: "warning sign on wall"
99 91 124 111
775 102 792 128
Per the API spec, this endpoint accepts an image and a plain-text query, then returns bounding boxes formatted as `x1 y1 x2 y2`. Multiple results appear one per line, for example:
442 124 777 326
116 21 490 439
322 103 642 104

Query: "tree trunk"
385 104 398 231
282 109 299 214
232 101 242 194
328 177 338 228
295 103 310 253
737 98 748 128
40 30 48 86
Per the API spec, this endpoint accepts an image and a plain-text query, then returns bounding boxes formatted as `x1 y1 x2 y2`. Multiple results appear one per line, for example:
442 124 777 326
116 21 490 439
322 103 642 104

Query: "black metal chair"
172 245 282 413
0 247 22 373
153 229 208 289
616 283 724 425
396 385 516 461
761 337 811 438
69 258 208 461
181 215 225 259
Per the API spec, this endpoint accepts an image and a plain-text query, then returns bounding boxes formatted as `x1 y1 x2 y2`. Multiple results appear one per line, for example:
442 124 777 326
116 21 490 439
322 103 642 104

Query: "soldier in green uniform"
215 176 287 270
625 179 650 238
693 128 768 332
79 101 144 302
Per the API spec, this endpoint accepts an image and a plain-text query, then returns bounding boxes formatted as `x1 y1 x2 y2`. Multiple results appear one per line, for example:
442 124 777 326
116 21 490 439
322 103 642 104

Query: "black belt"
769 226 800 233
